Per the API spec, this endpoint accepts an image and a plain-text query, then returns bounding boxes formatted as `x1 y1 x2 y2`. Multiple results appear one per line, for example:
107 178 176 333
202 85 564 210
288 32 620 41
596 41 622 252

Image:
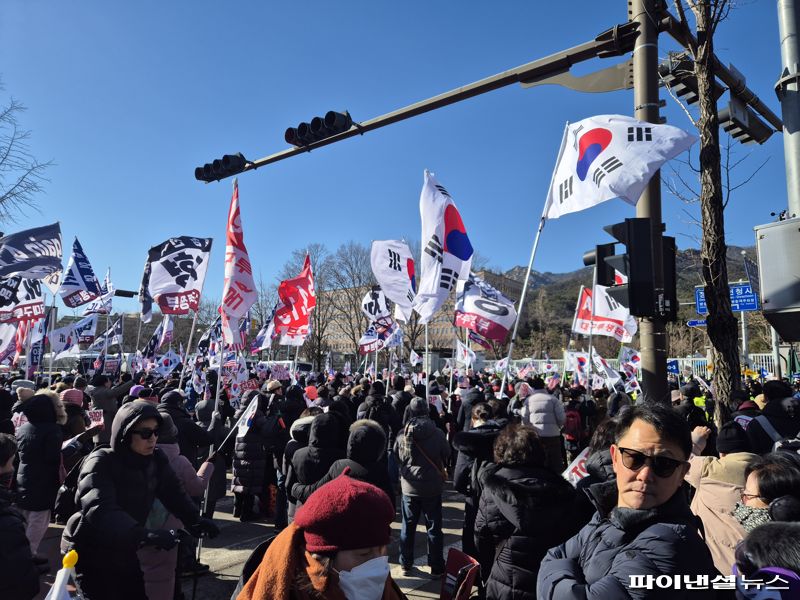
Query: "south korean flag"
544 115 696 220
414 170 473 324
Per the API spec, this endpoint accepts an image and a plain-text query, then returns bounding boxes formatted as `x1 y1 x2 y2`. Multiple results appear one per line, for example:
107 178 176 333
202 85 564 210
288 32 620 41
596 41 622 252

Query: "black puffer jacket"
475 464 583 600
452 419 507 497
537 479 718 599
456 388 484 431
291 420 394 505
194 397 229 505
0 486 39 600
15 393 63 511
231 392 271 494
289 413 347 492
62 402 200 571
158 391 212 466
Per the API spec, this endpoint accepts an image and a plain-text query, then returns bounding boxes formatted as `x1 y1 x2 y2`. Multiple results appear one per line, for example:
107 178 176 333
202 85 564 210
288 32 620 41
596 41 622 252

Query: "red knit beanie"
294 472 394 553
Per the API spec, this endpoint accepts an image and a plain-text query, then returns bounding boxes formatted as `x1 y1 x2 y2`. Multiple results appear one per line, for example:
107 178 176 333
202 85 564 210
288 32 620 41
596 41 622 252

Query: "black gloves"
188 517 220 539
143 529 179 550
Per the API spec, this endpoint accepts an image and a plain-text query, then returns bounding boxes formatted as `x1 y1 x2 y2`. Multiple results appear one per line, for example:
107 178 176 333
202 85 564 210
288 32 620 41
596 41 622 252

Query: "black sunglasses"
131 428 160 440
617 447 685 478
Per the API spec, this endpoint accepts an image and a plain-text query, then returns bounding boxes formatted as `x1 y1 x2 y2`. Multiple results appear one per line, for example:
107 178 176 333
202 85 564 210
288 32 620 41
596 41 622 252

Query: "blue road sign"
695 283 759 315
687 319 707 327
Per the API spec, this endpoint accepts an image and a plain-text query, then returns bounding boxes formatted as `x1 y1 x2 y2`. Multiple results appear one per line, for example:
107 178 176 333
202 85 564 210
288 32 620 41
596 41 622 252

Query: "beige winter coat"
685 452 757 574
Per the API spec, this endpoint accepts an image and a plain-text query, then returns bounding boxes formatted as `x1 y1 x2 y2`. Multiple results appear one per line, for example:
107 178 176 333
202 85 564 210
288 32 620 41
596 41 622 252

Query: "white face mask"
336 555 390 600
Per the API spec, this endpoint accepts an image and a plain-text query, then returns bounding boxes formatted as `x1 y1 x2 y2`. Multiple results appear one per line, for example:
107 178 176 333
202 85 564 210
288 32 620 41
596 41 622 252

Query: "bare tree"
328 242 375 355
0 85 50 223
670 0 741 420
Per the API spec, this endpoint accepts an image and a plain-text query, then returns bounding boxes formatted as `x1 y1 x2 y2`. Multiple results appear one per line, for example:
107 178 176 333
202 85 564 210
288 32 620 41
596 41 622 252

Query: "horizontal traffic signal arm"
193 20 642 182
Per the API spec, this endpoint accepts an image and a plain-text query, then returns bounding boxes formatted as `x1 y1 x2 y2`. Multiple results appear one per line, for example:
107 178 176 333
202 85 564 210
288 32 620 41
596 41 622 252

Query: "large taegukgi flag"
274 254 315 336
543 115 696 220
413 170 474 324
138 236 213 322
370 240 416 322
220 179 257 347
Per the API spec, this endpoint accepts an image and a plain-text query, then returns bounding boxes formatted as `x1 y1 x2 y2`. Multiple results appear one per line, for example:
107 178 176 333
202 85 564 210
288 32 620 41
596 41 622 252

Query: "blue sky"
0 1 783 314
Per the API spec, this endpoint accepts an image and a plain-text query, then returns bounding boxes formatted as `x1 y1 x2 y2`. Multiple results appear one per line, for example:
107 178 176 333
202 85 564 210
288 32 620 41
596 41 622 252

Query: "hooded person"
15 390 65 560
746 380 800 454
193 388 234 519
292 419 394 506
86 373 135 445
283 409 322 520
237 474 405 600
137 413 215 600
158 389 212 467
61 401 218 600
231 391 272 522
288 412 349 508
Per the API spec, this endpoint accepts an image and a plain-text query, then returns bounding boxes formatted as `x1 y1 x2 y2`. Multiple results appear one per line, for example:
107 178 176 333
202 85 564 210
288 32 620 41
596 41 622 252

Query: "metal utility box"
754 217 800 341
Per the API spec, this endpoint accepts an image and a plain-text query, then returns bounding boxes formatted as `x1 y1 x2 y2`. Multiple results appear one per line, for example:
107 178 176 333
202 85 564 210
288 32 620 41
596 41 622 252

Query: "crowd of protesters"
0 362 799 600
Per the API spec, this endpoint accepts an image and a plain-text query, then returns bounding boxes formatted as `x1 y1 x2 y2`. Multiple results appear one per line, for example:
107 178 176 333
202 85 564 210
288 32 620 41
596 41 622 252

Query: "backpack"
260 395 288 452
755 415 800 453
563 410 584 442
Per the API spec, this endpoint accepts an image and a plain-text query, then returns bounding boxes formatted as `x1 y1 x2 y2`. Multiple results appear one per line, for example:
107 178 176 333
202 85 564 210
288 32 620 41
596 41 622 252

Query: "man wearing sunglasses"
538 404 718 599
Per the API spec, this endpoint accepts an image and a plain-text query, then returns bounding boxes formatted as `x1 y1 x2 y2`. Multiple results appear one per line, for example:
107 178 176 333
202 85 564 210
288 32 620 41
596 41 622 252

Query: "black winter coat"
537 479 718 599
291 420 393 505
0 487 39 600
194 397 229 504
62 402 200 573
158 402 212 467
15 394 63 511
452 420 507 497
231 396 272 494
456 388 484 431
746 399 800 454
289 413 347 495
475 464 585 600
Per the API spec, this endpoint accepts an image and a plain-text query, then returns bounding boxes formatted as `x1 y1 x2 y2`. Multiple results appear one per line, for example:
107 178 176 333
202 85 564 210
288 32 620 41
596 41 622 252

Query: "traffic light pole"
776 0 800 218
631 0 669 403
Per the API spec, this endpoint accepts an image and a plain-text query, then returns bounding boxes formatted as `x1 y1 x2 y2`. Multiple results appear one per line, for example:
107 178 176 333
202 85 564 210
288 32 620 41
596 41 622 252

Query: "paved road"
36 484 466 599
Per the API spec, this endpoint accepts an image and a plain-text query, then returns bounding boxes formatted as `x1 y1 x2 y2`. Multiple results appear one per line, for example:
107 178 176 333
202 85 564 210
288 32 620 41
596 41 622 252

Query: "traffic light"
582 243 616 286
194 153 248 183
602 218 655 317
285 111 353 147
718 97 774 145
658 52 724 105
662 235 678 322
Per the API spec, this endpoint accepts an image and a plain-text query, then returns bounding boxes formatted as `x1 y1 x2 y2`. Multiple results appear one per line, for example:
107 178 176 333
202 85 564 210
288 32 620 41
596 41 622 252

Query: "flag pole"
499 214 546 397
588 265 597 385
499 122 567 396
47 291 57 386
449 328 456 394
424 323 430 396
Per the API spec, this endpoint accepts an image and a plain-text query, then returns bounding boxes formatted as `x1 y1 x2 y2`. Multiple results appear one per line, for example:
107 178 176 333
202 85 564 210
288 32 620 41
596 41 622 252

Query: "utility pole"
777 0 800 218
631 0 668 403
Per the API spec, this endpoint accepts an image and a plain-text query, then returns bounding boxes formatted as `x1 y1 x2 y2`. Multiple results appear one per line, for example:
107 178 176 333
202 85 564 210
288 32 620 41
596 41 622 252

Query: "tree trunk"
693 1 740 425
